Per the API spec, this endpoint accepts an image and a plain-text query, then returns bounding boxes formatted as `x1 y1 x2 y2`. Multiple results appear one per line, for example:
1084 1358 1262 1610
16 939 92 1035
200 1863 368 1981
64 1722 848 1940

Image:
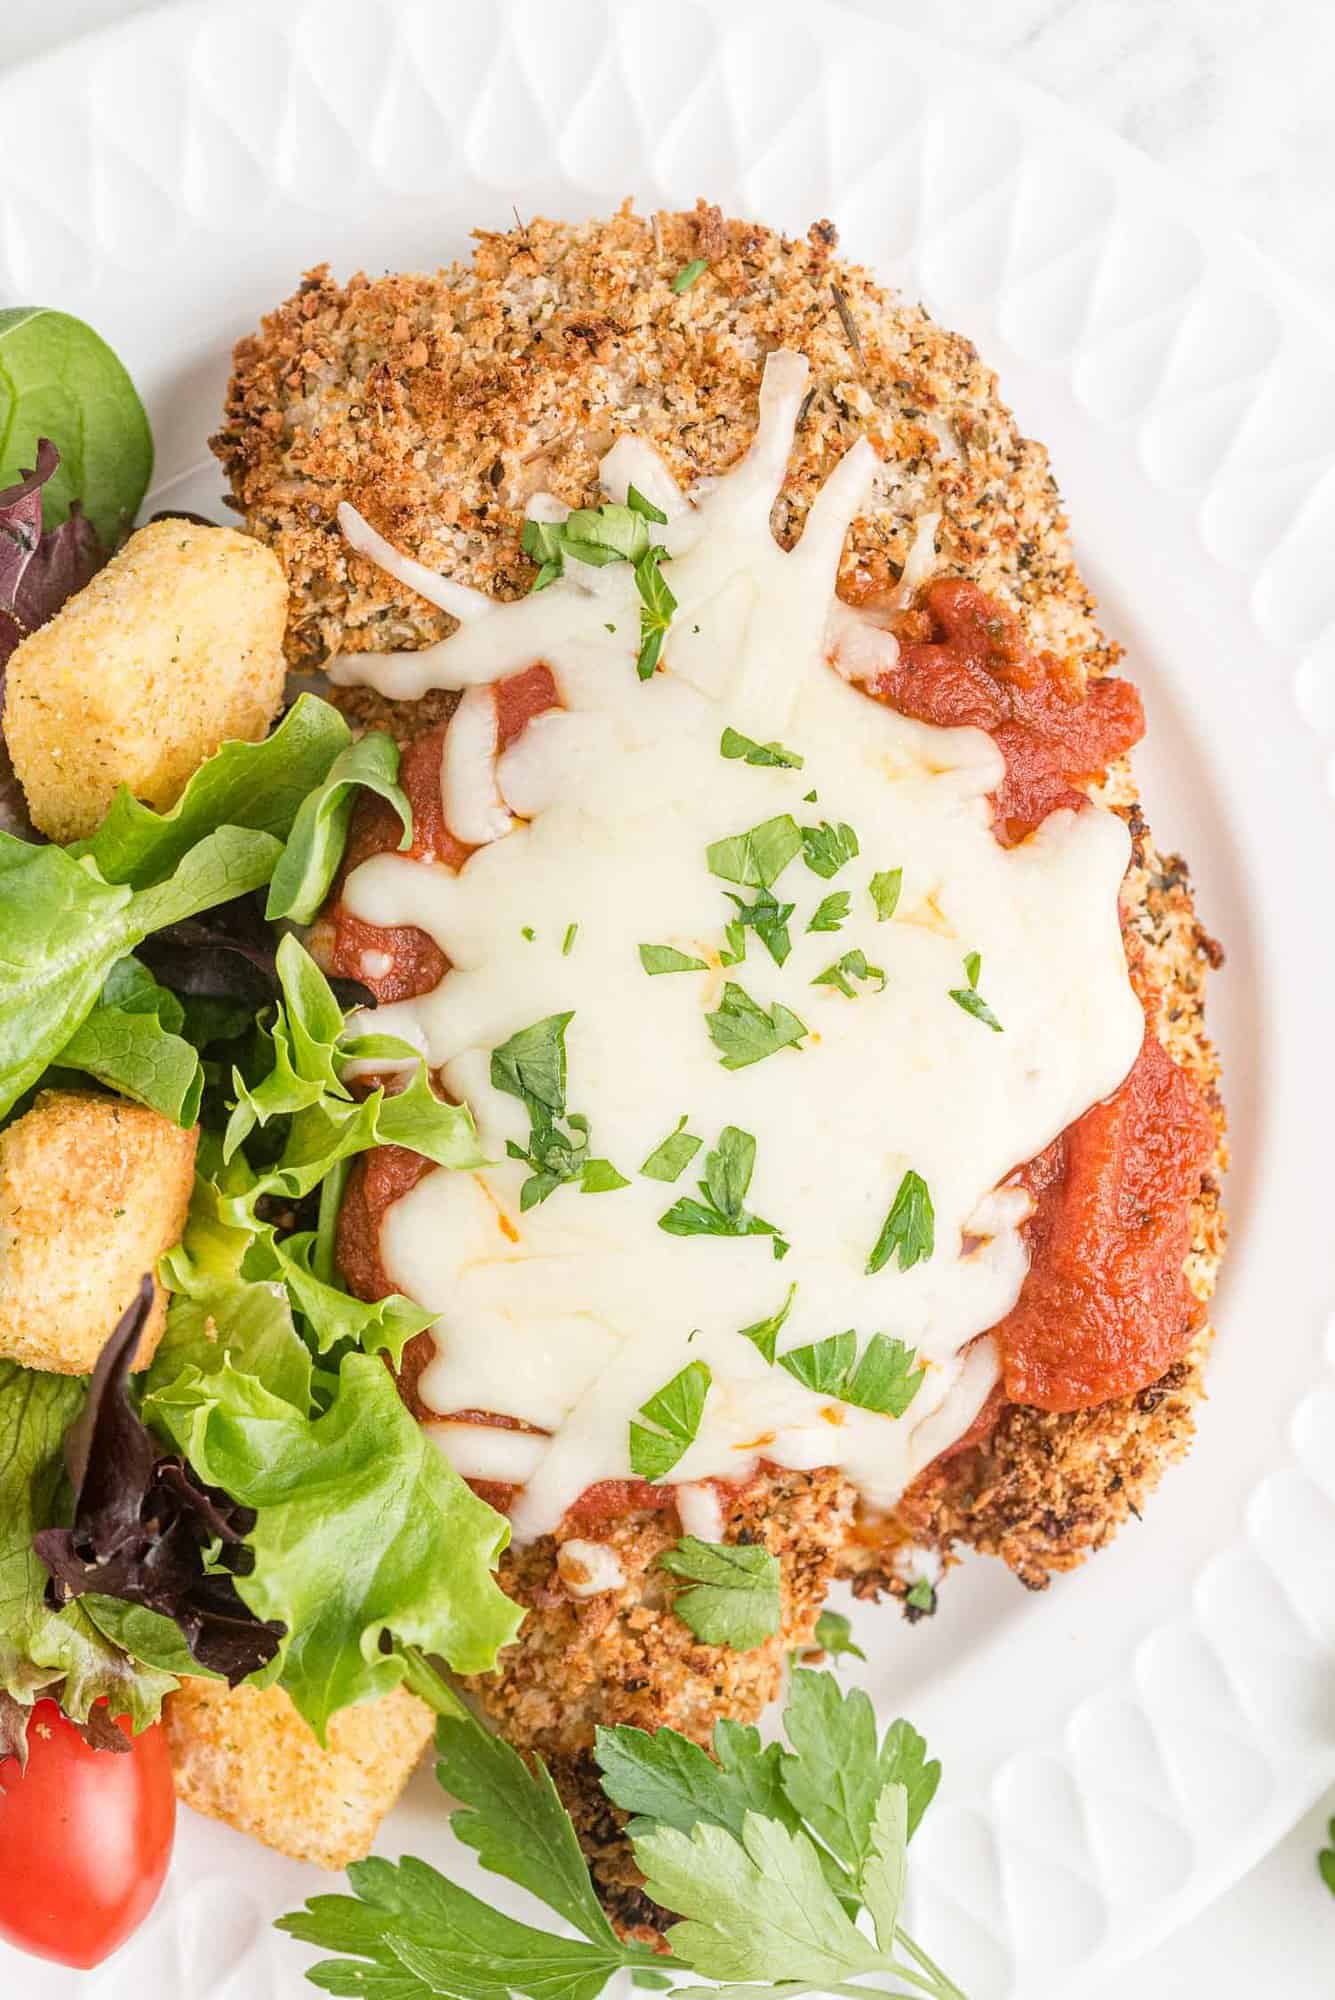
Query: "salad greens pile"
0 361 522 1756
279 1660 966 2000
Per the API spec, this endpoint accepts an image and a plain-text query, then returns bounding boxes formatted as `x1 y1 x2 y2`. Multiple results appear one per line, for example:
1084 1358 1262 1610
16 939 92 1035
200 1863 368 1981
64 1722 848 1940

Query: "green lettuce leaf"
75 693 350 888
0 822 280 1118
55 984 203 1124
266 728 411 924
143 1350 522 1741
0 1360 176 1730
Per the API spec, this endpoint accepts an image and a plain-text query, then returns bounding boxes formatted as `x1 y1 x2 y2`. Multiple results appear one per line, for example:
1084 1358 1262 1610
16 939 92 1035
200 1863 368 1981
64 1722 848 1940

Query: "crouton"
3 519 287 842
0 1089 196 1373
164 1678 435 1869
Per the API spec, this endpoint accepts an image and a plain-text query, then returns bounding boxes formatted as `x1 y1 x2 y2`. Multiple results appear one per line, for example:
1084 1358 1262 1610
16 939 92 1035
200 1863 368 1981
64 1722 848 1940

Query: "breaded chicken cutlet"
211 201 1225 1930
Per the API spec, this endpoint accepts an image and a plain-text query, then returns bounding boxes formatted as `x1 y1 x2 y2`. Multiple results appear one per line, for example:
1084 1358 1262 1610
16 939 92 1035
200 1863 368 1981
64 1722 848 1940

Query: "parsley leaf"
491 1013 624 1208
869 868 903 921
671 258 708 293
635 1814 878 1985
806 891 850 933
639 943 708 974
738 1282 798 1364
801 819 859 879
719 728 804 770
781 1669 941 1867
1318 1818 1335 1897
640 1116 703 1183
597 1715 794 1842
906 1577 936 1614
562 922 579 955
813 1609 866 1662
949 950 1003 1032
434 1710 622 1945
635 542 677 680
866 1170 934 1275
724 888 794 967
629 1361 712 1481
658 1126 789 1258
657 1538 781 1651
706 815 803 890
519 495 676 679
705 982 807 1070
777 1332 924 1417
719 919 747 967
812 948 886 998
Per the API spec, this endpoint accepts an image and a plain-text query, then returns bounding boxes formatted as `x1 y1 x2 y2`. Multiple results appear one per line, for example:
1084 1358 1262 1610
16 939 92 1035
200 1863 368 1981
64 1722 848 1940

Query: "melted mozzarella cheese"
335 351 1144 1543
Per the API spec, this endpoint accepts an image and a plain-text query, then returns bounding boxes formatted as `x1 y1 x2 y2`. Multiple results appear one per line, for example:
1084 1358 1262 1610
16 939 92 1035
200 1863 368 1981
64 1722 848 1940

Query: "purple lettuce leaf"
1 439 109 835
33 1277 286 1686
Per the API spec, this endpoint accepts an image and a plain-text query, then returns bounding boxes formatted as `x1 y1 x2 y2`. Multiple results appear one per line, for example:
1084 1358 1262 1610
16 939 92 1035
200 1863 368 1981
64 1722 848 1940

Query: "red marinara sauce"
872 577 1146 845
327 663 558 1001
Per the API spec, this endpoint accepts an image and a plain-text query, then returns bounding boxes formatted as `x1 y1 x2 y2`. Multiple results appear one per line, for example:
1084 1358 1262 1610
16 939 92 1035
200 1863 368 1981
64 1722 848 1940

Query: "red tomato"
0 1698 175 1968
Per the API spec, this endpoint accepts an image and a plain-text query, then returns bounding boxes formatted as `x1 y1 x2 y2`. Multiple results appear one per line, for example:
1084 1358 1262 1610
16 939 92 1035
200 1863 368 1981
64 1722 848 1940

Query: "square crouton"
0 1089 196 1373
3 518 287 842
164 1678 435 1869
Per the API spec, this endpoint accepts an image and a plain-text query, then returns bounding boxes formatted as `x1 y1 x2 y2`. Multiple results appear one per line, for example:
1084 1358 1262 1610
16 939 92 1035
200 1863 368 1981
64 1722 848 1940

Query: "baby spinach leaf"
0 307 153 547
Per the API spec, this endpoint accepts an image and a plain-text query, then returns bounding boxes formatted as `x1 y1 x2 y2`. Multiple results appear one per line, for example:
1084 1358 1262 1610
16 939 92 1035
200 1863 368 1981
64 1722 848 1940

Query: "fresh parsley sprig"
278 1655 968 2000
808 890 851 933
658 1125 790 1258
724 886 795 967
491 1013 628 1209
812 1608 866 1662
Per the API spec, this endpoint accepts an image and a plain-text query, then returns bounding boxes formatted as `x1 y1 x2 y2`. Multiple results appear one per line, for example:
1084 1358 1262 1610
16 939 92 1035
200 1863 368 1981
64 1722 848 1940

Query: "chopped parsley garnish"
562 922 578 955
724 888 794 967
777 1331 924 1417
803 788 818 802
639 943 708 975
658 1125 789 1259
812 948 886 997
629 1361 711 1481
657 1537 781 1649
490 1012 626 1208
869 868 903 921
520 487 676 680
1318 1818 1335 1897
738 1282 798 1364
801 819 860 879
521 925 536 941
635 542 677 680
949 950 1003 1031
706 814 802 890
812 1608 866 1661
905 1577 936 1614
719 727 804 770
866 1169 934 1275
719 919 747 967
806 891 850 933
671 258 708 294
705 982 807 1070
640 1115 702 1183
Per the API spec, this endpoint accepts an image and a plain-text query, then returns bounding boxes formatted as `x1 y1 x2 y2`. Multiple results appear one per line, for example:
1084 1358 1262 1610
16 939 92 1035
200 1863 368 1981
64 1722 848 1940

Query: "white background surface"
3 2 1333 1994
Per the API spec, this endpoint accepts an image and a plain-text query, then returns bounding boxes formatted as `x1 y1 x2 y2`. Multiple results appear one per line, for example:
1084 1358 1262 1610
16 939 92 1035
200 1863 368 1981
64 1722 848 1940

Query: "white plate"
3 2 1334 1995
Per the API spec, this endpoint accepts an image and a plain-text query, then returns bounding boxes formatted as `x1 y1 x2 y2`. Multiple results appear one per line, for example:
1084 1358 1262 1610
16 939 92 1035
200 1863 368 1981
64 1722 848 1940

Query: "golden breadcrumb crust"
3 519 288 842
212 202 1226 1913
164 1678 434 1870
0 1090 197 1374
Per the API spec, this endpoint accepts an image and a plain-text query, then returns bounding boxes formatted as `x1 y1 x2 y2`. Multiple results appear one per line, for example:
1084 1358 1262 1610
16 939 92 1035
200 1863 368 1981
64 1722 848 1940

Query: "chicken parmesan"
214 200 1225 1926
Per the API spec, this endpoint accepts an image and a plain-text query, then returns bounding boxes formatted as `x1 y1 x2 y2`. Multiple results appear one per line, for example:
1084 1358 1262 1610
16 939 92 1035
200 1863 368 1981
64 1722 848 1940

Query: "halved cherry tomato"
0 1698 175 1968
